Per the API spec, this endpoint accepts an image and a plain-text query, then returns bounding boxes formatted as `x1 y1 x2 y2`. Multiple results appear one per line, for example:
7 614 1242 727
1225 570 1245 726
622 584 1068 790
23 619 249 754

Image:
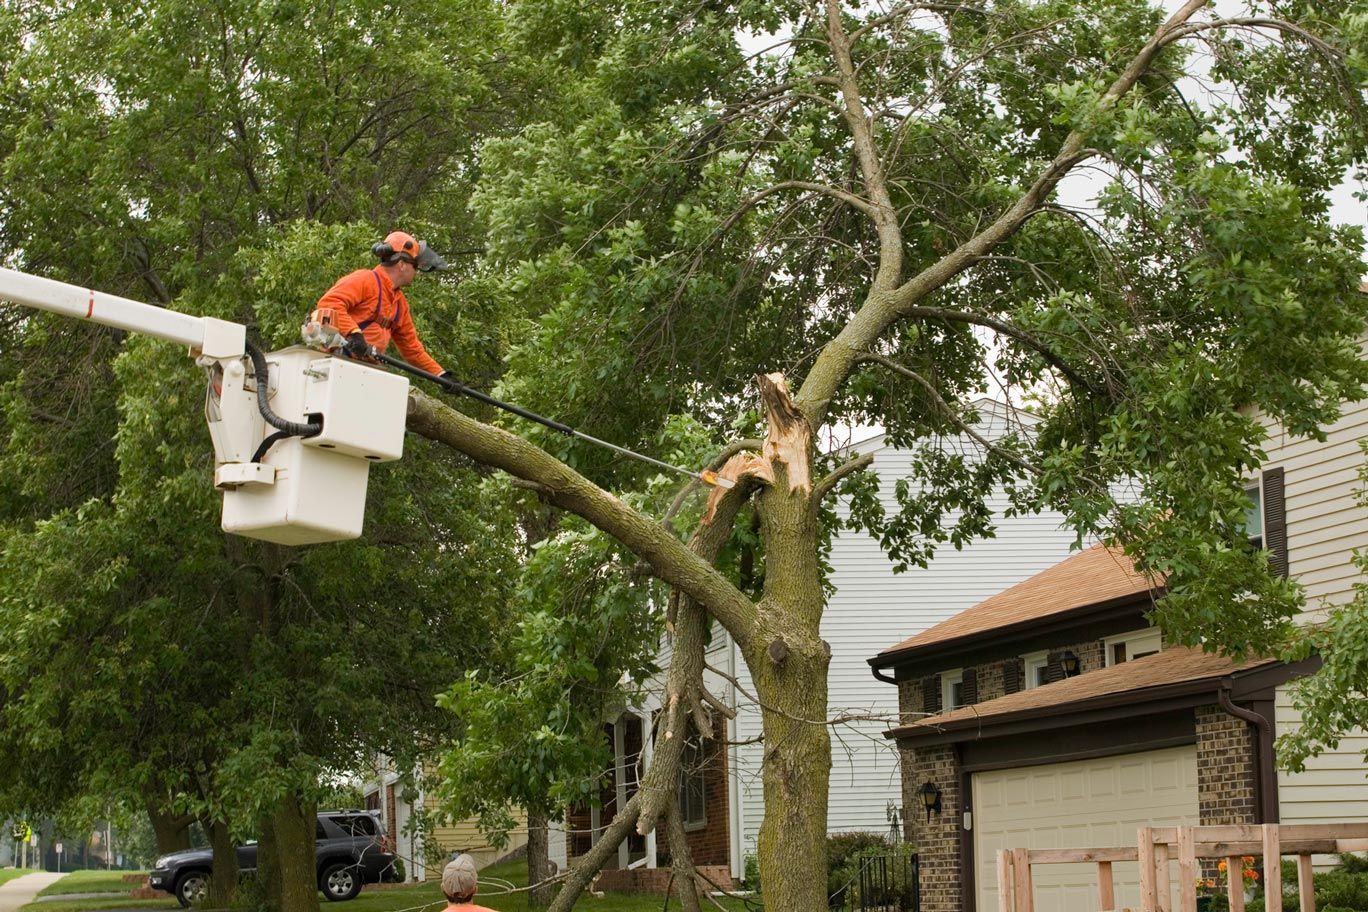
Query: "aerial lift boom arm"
0 266 408 545
0 267 246 360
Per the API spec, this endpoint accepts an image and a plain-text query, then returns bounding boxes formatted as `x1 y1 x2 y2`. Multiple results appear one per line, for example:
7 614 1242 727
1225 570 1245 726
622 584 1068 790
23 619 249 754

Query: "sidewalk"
0 873 66 912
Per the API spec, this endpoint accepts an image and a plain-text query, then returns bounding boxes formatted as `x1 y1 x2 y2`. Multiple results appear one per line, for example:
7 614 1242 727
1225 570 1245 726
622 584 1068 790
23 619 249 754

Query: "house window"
942 669 965 710
678 738 707 831
1244 482 1264 548
1023 652 1049 689
1104 628 1162 666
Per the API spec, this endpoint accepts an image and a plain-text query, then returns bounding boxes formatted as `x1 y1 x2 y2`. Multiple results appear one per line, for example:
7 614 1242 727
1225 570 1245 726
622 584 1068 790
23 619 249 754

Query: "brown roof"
886 646 1279 740
875 543 1158 660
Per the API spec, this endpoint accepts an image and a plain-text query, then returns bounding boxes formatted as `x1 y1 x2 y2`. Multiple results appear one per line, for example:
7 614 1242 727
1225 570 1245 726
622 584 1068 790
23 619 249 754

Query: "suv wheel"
319 861 363 902
175 870 210 908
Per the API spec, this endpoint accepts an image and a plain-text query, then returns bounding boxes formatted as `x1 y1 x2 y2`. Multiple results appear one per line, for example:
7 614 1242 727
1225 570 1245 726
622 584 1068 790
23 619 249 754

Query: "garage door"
974 746 1198 912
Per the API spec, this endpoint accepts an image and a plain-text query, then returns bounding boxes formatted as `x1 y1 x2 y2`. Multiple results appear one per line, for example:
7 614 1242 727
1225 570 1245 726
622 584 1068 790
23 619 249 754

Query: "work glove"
344 332 374 360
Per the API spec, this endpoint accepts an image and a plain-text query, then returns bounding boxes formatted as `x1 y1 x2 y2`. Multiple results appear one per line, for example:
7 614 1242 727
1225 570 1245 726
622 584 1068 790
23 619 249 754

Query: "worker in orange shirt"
310 230 449 375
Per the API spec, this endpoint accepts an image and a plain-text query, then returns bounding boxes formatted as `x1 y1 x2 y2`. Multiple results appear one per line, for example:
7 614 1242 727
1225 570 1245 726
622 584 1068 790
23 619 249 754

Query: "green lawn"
37 870 151 896
20 901 177 912
18 860 760 911
0 868 37 887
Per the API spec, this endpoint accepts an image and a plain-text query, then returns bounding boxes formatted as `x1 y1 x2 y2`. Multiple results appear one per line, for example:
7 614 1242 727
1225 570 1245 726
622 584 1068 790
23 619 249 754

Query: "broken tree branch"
545 792 643 912
406 389 759 638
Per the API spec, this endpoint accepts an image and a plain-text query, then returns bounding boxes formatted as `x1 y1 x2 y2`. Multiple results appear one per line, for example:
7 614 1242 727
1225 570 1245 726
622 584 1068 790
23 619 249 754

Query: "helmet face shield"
414 241 448 272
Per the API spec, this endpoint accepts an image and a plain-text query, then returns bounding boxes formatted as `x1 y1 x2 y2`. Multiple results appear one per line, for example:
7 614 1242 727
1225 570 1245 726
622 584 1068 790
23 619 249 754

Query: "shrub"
826 831 892 908
1245 855 1368 912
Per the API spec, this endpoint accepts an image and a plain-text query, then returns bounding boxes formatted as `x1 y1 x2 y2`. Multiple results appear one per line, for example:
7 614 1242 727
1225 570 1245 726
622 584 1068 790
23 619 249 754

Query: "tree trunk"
747 372 832 912
257 810 282 911
269 793 321 912
527 812 553 908
751 647 832 912
145 802 192 855
205 818 239 908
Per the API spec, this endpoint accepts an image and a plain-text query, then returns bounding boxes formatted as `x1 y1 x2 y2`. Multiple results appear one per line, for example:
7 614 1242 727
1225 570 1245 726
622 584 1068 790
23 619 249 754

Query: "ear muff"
372 241 395 261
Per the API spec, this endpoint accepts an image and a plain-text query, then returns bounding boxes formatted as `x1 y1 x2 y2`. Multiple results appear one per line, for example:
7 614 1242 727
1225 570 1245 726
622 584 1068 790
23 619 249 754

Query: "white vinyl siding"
974 747 1199 912
1275 683 1368 868
1258 395 1368 617
729 402 1080 867
1257 358 1368 861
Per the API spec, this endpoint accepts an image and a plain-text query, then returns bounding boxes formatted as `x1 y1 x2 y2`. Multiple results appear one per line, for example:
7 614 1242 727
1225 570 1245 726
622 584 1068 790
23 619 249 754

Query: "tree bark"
205 817 239 908
665 802 703 912
256 808 282 911
273 794 321 912
144 800 192 854
749 371 833 912
527 811 553 908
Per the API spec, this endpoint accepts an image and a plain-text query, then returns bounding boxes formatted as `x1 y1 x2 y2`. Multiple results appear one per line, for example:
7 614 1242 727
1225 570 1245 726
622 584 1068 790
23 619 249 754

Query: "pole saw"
358 348 735 490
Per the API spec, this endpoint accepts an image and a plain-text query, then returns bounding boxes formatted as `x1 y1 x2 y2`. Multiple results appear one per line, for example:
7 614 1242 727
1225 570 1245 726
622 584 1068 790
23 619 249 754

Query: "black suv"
148 810 397 907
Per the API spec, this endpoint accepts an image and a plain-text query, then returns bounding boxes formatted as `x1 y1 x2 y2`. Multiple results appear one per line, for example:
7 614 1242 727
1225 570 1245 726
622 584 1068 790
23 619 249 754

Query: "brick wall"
658 716 730 867
1071 638 1105 674
594 864 733 893
975 659 1006 702
898 678 923 724
901 744 961 912
1195 704 1257 825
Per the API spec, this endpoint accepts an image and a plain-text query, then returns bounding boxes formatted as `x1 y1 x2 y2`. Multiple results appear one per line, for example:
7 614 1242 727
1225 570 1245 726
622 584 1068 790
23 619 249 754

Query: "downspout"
871 663 898 685
1219 683 1279 823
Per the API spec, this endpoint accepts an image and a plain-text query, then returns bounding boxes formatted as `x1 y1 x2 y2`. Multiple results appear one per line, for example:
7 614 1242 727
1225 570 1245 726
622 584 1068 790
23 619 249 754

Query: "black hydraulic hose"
245 340 322 439
250 429 293 464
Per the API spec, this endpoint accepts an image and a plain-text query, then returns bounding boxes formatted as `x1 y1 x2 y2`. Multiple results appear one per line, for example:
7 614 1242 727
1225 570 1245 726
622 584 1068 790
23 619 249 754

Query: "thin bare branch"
854 352 1041 476
825 0 904 291
848 1 988 43
812 452 875 504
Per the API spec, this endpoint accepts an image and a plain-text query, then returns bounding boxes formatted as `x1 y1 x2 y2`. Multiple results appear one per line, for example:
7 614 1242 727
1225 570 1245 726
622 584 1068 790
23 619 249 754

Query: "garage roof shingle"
875 543 1157 660
885 645 1278 739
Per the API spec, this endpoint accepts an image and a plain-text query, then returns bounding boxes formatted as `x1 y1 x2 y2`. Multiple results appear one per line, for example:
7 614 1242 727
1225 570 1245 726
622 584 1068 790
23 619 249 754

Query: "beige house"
872 357 1368 912
362 762 532 880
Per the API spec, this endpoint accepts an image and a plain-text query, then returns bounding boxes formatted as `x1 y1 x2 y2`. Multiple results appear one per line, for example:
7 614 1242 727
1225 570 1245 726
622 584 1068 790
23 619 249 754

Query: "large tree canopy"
0 0 1365 910
0 0 537 907
409 1 1368 909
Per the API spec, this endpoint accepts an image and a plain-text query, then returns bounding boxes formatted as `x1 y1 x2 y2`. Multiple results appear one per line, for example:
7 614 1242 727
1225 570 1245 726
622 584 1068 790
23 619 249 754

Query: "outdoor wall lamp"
1060 650 1081 678
917 781 942 820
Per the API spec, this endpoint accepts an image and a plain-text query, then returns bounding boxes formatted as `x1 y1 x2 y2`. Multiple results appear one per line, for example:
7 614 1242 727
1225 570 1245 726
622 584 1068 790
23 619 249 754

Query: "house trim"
869 592 1160 678
958 714 1197 773
886 659 1313 746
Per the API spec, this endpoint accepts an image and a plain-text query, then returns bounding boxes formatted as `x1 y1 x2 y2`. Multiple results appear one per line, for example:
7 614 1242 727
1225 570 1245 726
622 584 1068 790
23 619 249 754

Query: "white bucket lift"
0 267 408 545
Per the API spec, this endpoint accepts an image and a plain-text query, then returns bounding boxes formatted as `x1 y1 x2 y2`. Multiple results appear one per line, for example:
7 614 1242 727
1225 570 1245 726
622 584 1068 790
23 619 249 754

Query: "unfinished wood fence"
996 822 1368 912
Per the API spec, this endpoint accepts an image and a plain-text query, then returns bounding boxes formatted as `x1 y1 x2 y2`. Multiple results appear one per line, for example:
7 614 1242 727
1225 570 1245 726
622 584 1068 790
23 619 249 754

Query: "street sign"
55 842 62 854
28 834 37 846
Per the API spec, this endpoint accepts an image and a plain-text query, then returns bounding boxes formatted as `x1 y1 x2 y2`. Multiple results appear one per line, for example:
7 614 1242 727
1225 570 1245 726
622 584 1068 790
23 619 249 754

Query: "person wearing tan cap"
441 854 497 911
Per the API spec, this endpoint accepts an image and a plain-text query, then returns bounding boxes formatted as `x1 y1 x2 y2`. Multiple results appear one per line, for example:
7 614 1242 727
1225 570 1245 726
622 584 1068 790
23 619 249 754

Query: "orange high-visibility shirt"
315 267 444 375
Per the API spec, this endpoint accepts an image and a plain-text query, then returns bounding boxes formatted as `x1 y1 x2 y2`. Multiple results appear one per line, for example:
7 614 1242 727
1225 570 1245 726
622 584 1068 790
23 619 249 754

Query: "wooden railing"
996 823 1368 912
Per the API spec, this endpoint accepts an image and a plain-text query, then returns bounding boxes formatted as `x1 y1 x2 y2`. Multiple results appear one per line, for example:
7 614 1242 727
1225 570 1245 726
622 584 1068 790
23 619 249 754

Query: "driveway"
0 873 66 912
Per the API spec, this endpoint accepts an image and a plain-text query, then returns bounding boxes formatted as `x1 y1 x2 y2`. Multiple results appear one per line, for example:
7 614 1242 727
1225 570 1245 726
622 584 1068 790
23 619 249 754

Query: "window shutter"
1003 658 1022 694
961 668 978 705
1263 467 1288 578
1045 652 1064 684
921 675 942 714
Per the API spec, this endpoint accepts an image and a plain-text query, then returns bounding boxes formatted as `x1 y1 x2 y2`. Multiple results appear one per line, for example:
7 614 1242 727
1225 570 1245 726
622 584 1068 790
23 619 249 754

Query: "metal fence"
849 851 920 912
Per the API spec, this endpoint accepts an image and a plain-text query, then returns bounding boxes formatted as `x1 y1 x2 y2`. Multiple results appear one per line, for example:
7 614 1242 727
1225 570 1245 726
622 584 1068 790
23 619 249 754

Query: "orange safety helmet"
373 230 448 272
